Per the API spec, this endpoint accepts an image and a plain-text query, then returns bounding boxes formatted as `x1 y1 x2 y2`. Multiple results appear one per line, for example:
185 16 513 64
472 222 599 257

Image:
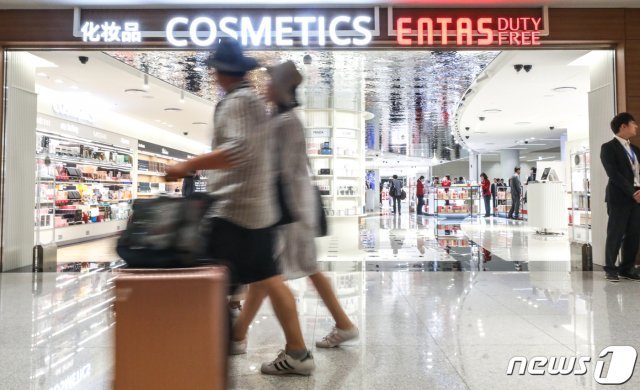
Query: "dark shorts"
202 218 279 286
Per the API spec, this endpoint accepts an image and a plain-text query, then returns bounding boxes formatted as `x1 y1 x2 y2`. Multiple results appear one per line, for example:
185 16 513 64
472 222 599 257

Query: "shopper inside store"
2 2 640 389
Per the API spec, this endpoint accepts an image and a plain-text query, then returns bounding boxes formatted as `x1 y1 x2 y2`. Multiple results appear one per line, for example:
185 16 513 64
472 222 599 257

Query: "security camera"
465 127 470 131
183 131 189 136
479 117 485 121
465 135 470 139
524 65 533 73
514 64 523 72
524 140 529 144
549 126 555 130
303 54 312 65
78 56 89 64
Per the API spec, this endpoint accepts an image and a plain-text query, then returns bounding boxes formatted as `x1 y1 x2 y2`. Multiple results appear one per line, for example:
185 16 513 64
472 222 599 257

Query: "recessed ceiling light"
155 119 161 123
192 122 208 125
55 79 64 84
553 86 577 92
70 85 79 90
37 72 48 77
164 107 183 112
124 88 146 93
168 125 174 128
515 122 531 125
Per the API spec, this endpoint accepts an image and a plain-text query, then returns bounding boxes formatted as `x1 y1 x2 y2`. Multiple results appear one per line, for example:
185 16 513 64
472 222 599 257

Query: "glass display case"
433 185 481 219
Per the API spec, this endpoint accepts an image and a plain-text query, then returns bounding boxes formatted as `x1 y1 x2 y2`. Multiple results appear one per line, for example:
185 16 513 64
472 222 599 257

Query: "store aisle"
1 267 638 389
56 236 120 264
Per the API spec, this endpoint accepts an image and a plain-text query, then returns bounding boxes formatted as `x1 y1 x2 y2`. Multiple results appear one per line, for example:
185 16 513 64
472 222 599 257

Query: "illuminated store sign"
165 15 373 47
78 8 544 48
81 21 141 43
396 16 542 46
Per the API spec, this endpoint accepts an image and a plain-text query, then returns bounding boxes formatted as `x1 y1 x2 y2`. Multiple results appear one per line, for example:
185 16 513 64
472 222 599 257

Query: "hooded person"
231 61 359 363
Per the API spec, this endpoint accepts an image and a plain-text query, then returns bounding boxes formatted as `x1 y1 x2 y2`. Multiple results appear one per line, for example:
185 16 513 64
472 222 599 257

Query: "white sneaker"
316 326 359 348
230 339 247 355
261 350 315 376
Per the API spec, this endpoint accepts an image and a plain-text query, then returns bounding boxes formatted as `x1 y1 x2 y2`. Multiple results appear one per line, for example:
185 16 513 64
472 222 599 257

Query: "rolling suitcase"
114 267 228 390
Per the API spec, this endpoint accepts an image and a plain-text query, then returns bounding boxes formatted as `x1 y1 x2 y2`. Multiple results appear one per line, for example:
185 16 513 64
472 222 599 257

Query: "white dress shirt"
615 135 640 186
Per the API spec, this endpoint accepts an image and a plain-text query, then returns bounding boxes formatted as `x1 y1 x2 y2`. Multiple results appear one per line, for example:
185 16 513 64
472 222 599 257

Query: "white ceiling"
2 0 640 8
456 49 592 156
31 51 215 146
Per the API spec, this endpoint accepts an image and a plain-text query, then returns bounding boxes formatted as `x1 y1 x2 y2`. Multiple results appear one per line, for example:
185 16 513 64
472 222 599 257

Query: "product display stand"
34 131 134 245
433 185 480 219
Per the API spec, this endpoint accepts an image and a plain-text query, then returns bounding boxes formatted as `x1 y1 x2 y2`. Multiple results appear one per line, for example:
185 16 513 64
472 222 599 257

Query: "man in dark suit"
491 179 498 216
601 112 640 282
508 167 522 219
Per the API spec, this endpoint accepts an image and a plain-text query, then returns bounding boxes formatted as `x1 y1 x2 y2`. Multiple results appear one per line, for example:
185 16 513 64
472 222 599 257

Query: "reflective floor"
1 214 639 389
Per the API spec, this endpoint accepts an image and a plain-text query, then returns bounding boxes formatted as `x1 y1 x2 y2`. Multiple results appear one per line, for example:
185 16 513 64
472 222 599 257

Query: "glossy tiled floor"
1 213 639 389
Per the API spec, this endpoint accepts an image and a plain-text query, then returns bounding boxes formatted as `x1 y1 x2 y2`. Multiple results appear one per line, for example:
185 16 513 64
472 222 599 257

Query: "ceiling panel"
107 49 499 160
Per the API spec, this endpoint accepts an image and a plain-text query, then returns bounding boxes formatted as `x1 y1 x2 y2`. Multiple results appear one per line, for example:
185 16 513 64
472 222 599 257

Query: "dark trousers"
417 195 424 215
605 202 640 275
508 195 520 218
492 195 497 215
483 196 491 216
392 196 401 214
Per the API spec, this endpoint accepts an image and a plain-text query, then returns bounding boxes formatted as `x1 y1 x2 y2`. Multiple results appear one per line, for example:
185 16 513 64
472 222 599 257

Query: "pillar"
2 52 38 271
499 150 520 180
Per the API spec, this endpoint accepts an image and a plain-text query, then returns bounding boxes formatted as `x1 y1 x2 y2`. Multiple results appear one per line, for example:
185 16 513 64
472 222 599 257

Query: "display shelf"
35 132 134 246
336 175 360 179
308 154 333 158
36 154 132 171
569 149 591 243
137 171 166 177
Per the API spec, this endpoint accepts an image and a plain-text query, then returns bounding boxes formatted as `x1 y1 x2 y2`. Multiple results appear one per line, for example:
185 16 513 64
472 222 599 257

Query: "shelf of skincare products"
35 131 134 245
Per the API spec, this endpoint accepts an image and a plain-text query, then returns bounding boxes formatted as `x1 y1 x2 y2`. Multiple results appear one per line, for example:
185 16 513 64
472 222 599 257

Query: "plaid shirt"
206 81 278 229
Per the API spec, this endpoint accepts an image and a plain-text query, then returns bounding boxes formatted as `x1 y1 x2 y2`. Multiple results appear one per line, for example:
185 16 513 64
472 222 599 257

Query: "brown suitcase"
114 267 228 390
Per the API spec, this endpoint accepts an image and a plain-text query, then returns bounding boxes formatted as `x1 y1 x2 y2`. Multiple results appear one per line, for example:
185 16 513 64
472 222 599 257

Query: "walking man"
166 39 314 374
391 174 403 214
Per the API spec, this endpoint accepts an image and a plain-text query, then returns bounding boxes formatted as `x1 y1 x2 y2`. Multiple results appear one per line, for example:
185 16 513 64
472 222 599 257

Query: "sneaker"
619 272 640 281
316 326 359 348
230 339 247 355
261 350 315 376
605 273 620 283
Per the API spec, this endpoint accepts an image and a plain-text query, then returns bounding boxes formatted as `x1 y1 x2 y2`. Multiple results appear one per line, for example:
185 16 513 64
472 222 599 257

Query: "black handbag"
314 186 328 237
275 175 296 226
116 193 215 268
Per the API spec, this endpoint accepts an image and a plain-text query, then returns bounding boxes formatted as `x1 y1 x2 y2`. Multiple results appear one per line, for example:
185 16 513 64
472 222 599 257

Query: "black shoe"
605 273 620 282
619 272 640 281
